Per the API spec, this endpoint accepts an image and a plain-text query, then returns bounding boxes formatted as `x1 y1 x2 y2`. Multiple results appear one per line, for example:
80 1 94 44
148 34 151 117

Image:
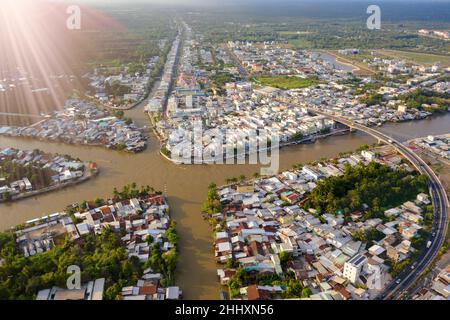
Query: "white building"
343 254 367 284
361 150 376 162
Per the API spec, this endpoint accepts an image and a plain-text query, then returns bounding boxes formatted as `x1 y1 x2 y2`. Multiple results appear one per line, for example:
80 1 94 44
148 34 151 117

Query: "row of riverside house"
14 192 181 300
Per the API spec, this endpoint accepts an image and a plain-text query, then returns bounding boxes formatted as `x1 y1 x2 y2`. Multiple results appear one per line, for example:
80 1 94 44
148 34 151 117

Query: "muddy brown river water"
0 102 449 299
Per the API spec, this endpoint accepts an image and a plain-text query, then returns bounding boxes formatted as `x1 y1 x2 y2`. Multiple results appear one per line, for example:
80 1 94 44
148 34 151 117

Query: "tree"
94 198 105 207
2 192 10 201
162 249 178 285
148 243 164 273
0 227 143 300
166 221 179 245
306 162 428 219
285 279 303 298
301 287 312 298
146 235 154 244
114 110 125 119
358 144 370 151
352 227 384 247
113 187 119 200
225 259 238 269
104 283 121 300
202 183 222 215
279 252 293 269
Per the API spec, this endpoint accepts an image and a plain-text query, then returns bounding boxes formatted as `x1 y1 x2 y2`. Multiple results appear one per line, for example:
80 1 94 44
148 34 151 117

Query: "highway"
308 107 449 300
223 44 249 80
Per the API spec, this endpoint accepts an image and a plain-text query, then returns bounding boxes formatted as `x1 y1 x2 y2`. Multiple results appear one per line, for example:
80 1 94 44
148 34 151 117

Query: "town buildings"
410 134 450 161
414 264 450 300
149 39 449 164
0 147 95 200
213 146 431 300
12 192 181 300
0 99 146 153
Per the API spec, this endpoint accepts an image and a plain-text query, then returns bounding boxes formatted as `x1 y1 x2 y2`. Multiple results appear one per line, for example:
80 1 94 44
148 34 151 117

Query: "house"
384 208 402 218
402 201 423 215
237 185 255 193
302 166 323 181
53 288 87 300
243 284 282 300
92 278 105 300
23 177 32 191
361 150 376 161
76 222 90 235
368 245 385 256
37 277 105 300
343 254 367 284
217 269 237 285
401 225 421 239
166 286 181 300
417 193 430 205
386 245 400 263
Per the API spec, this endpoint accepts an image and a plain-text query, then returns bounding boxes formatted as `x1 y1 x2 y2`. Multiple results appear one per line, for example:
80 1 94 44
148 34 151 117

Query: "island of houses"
0 99 147 153
0 147 97 202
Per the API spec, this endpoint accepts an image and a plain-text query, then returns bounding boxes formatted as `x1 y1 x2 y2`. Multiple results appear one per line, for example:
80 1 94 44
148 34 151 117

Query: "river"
314 51 355 72
0 103 449 299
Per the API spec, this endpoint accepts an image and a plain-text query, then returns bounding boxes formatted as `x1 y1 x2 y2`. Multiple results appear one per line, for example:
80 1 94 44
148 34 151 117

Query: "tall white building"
343 254 367 284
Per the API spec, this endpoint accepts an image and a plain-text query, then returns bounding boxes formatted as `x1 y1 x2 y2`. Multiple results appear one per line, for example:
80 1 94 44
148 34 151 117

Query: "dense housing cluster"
0 99 146 153
1 187 181 300
0 147 95 201
208 146 432 300
410 134 450 161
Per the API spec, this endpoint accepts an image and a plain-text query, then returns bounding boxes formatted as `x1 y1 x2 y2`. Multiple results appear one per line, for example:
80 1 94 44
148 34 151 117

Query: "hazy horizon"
53 0 450 5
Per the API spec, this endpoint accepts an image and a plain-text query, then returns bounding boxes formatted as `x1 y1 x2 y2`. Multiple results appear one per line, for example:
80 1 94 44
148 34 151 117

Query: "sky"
57 0 449 20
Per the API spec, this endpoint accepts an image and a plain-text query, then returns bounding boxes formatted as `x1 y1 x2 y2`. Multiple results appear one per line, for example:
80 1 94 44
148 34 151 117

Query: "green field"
289 38 314 49
252 76 319 90
378 50 450 67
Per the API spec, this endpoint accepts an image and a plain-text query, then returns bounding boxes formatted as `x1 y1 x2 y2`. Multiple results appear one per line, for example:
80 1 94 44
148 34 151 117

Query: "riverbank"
320 50 375 76
1 164 98 203
158 127 350 165
0 133 147 154
0 99 147 154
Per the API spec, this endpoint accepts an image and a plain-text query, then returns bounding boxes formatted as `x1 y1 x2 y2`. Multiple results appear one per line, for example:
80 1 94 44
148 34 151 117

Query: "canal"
0 104 449 299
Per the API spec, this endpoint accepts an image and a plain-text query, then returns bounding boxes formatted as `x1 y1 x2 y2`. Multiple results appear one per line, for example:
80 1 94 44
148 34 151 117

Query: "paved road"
222 44 249 80
309 107 450 300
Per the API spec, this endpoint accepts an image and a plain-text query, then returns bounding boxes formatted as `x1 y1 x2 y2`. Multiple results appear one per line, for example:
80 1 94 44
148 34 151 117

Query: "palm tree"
113 187 119 199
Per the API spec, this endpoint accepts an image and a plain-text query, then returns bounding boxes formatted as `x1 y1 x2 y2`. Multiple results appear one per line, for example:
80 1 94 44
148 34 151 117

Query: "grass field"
289 38 314 49
252 76 319 90
377 50 450 67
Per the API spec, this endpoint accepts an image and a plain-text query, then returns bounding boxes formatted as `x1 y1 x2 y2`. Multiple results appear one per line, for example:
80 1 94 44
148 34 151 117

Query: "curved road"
309 107 449 300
